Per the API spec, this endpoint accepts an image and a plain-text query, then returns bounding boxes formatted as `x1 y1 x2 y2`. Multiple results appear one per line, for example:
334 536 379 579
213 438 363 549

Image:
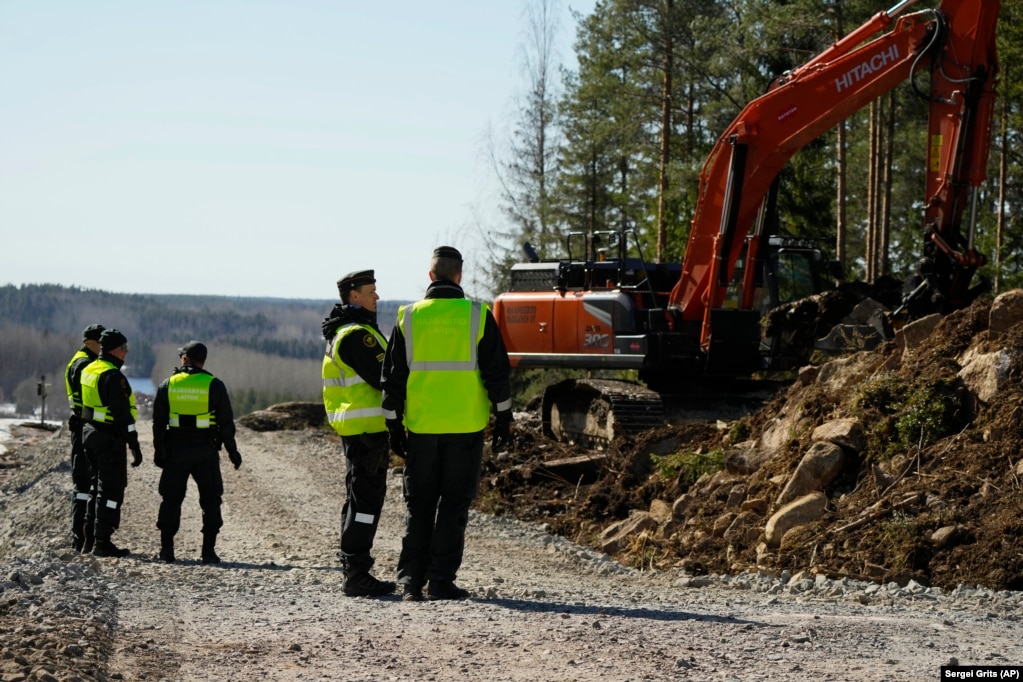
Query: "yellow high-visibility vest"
400 298 489 434
65 349 90 412
322 324 387 436
168 371 217 429
81 359 137 425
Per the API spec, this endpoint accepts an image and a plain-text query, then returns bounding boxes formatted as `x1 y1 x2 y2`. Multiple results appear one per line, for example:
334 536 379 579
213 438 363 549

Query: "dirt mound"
480 292 1023 591
237 401 326 431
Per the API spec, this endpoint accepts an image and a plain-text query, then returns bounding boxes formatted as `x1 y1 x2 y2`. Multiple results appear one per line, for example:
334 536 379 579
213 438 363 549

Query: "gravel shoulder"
1 422 1021 681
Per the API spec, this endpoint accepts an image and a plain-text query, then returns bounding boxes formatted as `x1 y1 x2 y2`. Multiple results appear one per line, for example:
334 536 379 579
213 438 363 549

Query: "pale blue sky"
0 0 593 302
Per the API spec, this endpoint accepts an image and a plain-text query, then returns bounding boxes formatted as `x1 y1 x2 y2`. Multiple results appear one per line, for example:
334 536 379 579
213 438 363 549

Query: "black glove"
228 450 243 470
130 444 143 468
386 419 408 459
153 445 166 469
491 410 513 451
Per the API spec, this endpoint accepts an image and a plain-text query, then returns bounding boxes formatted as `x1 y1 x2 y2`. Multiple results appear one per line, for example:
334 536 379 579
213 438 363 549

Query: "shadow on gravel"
480 597 768 626
131 556 308 571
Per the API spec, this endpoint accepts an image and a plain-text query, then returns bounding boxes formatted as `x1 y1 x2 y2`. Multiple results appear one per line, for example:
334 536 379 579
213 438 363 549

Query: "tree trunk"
866 101 878 282
880 92 895 277
996 63 1008 294
656 0 674 264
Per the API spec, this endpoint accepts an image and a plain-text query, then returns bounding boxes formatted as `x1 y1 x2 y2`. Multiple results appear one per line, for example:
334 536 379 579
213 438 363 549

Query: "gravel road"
1 422 1021 681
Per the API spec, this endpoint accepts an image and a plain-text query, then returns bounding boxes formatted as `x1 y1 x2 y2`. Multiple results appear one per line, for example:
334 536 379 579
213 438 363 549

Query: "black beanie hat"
99 328 128 352
82 324 106 342
177 340 208 363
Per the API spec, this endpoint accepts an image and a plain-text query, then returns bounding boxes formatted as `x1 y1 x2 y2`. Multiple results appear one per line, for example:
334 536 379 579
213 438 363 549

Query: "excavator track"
541 379 666 446
541 377 794 446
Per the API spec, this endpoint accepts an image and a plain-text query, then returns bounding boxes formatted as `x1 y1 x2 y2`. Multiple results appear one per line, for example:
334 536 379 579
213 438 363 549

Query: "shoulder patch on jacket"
362 334 379 349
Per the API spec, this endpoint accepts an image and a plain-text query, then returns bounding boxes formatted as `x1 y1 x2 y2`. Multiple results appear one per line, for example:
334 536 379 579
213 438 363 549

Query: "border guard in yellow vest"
322 269 396 597
81 328 144 558
152 341 242 564
64 323 105 552
381 246 512 602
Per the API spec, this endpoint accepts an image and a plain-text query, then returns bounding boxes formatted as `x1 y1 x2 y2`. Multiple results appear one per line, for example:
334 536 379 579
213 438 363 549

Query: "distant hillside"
0 283 410 415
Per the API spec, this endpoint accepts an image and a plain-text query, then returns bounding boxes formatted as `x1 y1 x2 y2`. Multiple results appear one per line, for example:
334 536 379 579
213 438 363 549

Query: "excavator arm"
669 0 999 345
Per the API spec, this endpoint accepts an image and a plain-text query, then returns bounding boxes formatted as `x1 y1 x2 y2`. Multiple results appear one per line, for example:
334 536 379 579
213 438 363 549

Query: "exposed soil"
479 294 1023 592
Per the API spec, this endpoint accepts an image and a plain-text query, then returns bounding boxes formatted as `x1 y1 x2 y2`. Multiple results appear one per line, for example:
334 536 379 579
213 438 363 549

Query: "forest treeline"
0 284 407 417
485 0 1023 297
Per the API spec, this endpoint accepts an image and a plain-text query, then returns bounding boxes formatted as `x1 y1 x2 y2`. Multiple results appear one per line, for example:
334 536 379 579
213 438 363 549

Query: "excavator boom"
671 0 999 342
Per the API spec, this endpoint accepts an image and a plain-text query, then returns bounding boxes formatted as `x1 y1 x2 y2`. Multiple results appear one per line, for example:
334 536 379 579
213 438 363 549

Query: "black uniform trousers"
157 437 224 536
69 416 97 543
339 431 390 574
396 430 484 588
81 426 128 542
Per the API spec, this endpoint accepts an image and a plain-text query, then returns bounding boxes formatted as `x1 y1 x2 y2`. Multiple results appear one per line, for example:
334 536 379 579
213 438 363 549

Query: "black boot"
93 537 129 558
343 571 396 597
160 532 176 563
201 533 220 564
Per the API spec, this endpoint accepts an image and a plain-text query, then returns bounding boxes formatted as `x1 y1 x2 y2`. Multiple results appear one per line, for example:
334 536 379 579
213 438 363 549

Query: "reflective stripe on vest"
80 359 138 425
400 299 490 434
321 323 386 436
168 371 216 429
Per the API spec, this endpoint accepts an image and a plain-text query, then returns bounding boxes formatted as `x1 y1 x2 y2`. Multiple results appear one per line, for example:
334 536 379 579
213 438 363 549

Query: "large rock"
600 510 658 555
815 352 885 403
723 510 761 544
724 440 763 475
988 289 1023 338
895 313 942 356
764 492 828 548
957 349 1012 404
776 441 845 506
810 418 864 453
648 499 672 524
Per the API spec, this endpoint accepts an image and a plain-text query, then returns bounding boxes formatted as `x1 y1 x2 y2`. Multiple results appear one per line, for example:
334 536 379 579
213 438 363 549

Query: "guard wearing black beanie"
80 328 145 557
64 323 105 552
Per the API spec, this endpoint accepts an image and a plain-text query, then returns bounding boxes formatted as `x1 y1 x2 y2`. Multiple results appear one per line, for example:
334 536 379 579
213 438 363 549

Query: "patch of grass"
875 513 922 568
728 420 751 443
854 374 966 461
650 449 725 485
895 379 965 449
853 373 906 412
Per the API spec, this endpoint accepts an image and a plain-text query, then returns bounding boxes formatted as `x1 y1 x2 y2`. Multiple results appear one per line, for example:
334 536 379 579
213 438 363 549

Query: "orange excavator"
492 0 1000 443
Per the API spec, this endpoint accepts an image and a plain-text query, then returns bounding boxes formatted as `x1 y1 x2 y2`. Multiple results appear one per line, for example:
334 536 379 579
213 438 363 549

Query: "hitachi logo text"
835 45 899 93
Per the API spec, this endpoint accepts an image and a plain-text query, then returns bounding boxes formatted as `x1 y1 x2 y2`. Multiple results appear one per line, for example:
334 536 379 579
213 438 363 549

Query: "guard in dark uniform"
381 247 513 602
81 328 144 558
152 341 242 564
322 269 396 597
64 323 105 552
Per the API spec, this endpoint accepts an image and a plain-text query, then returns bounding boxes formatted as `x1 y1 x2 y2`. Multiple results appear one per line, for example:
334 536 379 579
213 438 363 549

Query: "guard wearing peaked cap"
80 328 143 558
380 245 512 602
321 267 395 597
152 340 241 564
337 269 376 296
64 323 106 552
